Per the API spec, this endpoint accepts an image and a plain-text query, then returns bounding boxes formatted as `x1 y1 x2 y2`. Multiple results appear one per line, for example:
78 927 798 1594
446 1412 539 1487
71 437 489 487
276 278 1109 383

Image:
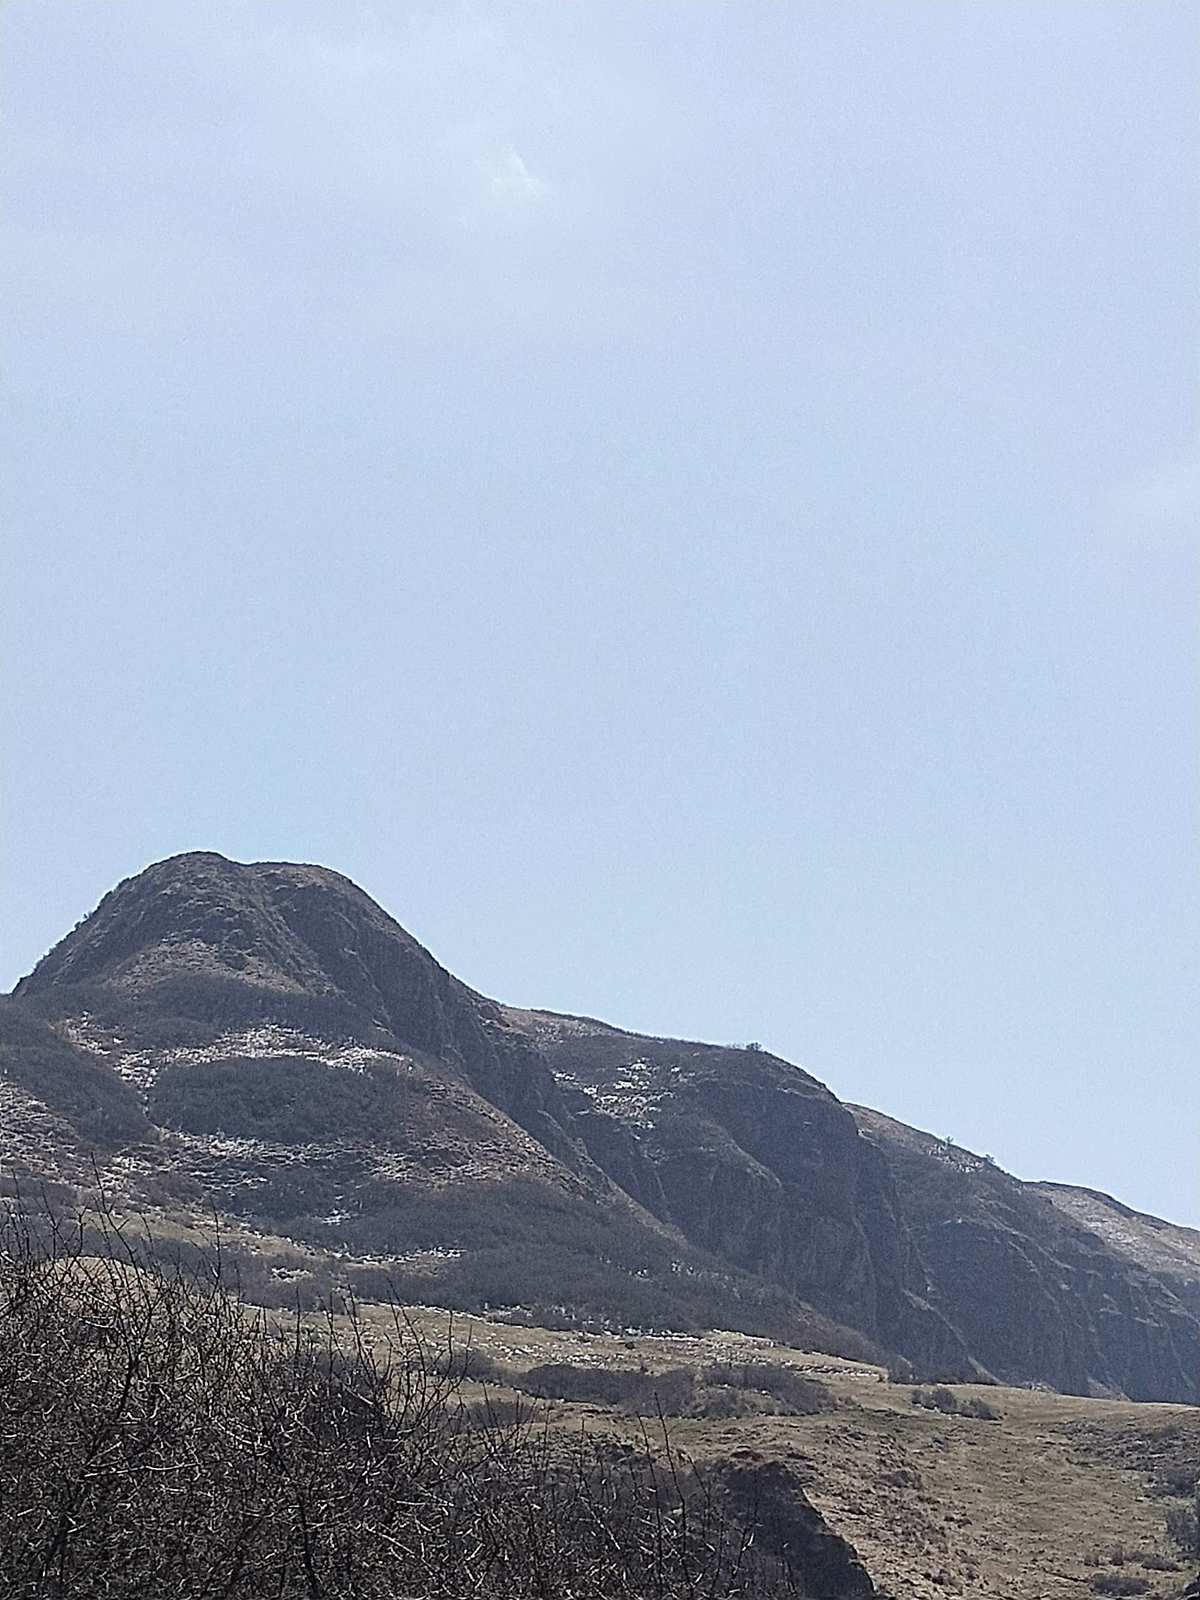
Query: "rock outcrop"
712 1455 879 1598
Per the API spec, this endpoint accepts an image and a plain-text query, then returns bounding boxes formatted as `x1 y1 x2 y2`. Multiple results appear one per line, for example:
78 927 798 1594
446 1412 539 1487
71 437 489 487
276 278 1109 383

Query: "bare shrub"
958 1395 999 1421
1149 1466 1197 1499
699 1362 836 1416
1135 1552 1179 1572
910 1385 960 1414
423 1340 511 1385
0 1195 814 1598
908 1385 997 1420
514 1359 836 1423
1166 1501 1199 1557
687 1385 772 1420
515 1361 697 1414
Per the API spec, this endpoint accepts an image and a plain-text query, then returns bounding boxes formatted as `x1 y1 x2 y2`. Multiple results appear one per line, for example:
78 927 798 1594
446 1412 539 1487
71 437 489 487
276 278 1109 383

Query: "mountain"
4 850 1198 1403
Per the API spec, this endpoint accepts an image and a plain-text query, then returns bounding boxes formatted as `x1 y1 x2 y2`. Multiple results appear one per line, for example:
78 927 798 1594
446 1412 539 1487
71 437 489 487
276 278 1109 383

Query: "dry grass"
341 1305 1200 1600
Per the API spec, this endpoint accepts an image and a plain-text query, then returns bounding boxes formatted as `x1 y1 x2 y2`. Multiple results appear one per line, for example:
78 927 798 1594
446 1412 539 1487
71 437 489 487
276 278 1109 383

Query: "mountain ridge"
4 850 1197 1403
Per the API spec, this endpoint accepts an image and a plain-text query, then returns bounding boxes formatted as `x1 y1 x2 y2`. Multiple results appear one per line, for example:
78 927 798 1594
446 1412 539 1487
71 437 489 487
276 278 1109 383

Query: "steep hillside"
851 1106 1200 1404
503 1007 967 1376
4 851 1197 1403
1033 1183 1200 1320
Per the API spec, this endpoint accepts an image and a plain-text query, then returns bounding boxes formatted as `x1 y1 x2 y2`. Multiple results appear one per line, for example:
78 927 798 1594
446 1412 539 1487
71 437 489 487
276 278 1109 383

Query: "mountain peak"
13 851 422 1011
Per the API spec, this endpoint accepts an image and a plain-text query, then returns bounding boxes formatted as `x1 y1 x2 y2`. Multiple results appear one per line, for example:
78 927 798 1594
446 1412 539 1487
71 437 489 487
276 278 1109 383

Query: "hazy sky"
5 4 1197 1224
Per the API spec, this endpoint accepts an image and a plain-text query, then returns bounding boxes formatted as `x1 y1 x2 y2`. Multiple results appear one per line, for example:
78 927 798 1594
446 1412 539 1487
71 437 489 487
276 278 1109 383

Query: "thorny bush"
0 1196 804 1599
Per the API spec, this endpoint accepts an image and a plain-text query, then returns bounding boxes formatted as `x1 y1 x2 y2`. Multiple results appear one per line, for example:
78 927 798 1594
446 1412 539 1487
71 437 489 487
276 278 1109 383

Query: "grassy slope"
347 1304 1200 1600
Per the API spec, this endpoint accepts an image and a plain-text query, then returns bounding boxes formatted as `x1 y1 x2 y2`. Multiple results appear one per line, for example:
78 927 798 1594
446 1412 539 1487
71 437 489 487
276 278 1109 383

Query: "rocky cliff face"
1032 1182 1200 1323
506 1008 969 1376
851 1107 1200 1404
5 852 1197 1402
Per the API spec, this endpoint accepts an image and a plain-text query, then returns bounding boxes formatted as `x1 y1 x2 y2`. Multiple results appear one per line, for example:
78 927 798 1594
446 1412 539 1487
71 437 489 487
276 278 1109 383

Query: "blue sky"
5 3 1197 1224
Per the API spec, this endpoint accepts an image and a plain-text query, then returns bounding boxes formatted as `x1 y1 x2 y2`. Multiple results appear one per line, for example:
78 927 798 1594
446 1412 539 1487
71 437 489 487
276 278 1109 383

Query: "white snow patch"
112 1028 411 1093
551 1058 664 1127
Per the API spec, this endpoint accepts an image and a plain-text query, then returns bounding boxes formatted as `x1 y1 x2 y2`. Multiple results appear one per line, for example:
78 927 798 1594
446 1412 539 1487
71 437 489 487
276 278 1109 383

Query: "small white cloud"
456 144 550 238
489 147 547 206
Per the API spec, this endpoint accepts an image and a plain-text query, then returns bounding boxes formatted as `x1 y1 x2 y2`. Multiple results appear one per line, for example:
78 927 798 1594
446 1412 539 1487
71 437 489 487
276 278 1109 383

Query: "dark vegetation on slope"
0 1199 877 1600
514 1359 840 1420
0 1002 146 1148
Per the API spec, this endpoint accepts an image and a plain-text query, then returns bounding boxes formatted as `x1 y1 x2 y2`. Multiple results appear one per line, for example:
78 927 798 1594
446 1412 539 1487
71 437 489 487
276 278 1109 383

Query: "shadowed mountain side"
851 1106 1200 1404
1032 1181 1200 1321
0 998 149 1152
500 1007 971 1379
